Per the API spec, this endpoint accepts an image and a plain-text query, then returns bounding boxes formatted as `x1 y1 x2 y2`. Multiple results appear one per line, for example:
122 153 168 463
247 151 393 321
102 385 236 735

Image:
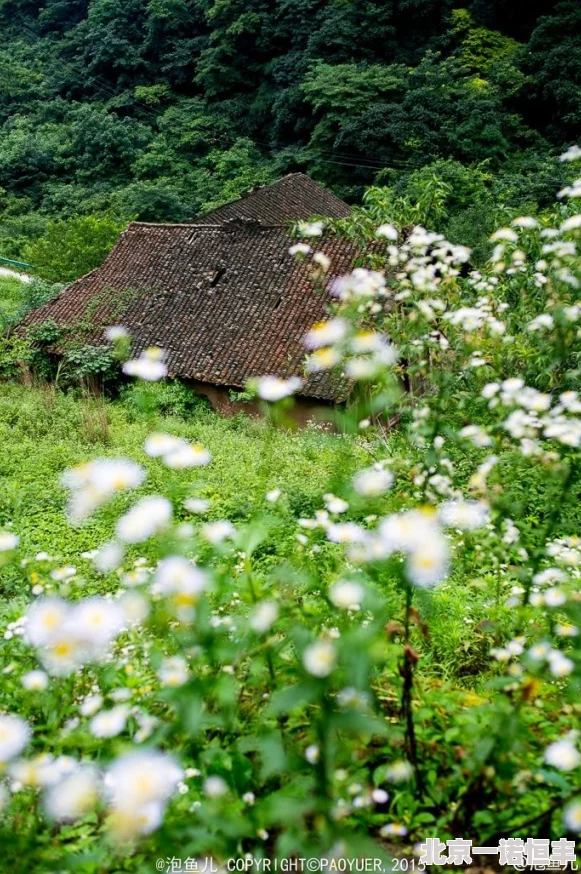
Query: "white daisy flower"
563 798 581 832
70 597 125 651
143 433 186 458
350 331 388 355
204 776 228 798
329 580 364 610
49 565 76 582
297 221 324 237
304 319 347 350
288 243 312 257
325 495 349 514
249 601 279 633
123 352 168 382
118 591 150 625
71 459 144 495
533 568 567 587
345 358 379 380
201 520 236 544
153 556 209 620
376 223 398 240
353 468 394 497
116 496 172 543
0 531 19 551
313 252 331 272
561 215 581 232
490 228 518 243
544 588 566 607
256 376 303 401
163 443 211 469
380 823 407 837
80 694 103 717
378 510 437 553
90 706 128 739
25 597 70 647
548 651 574 677
44 765 101 821
93 541 124 574
62 458 146 522
384 761 413 782
560 145 581 162
438 500 489 530
105 750 182 810
511 217 538 229
184 497 210 513
10 755 60 788
21 670 49 691
306 347 342 372
115 801 165 838
158 656 189 687
545 736 580 772
303 640 337 678
0 714 30 762
105 325 129 342
406 538 449 588
305 745 319 764
39 633 87 677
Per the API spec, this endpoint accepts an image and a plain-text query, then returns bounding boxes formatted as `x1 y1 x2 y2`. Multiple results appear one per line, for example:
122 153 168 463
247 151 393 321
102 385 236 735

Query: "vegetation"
0 2 580 274
21 214 128 282
0 274 26 328
0 160 580 868
0 381 359 565
1 1 581 869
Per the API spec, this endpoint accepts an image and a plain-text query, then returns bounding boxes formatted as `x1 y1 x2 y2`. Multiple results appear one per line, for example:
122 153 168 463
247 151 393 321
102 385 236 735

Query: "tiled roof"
21 221 358 401
189 173 351 225
21 175 356 401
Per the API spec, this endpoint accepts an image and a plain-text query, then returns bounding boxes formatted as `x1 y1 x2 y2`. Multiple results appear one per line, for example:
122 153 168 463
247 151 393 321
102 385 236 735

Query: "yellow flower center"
52 640 74 658
415 554 436 569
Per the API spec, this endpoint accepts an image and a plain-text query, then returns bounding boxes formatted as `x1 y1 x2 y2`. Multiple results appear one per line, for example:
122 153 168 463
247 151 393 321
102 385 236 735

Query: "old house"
21 174 358 416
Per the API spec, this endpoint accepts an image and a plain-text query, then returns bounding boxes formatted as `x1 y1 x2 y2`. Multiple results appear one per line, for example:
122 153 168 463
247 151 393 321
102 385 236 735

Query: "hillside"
0 1 580 266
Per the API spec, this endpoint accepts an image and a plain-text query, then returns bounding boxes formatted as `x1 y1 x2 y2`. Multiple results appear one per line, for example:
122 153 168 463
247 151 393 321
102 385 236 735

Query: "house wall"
187 379 335 428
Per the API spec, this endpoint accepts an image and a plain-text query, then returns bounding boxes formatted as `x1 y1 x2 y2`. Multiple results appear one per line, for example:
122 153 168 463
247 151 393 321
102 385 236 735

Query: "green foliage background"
0 1 579 274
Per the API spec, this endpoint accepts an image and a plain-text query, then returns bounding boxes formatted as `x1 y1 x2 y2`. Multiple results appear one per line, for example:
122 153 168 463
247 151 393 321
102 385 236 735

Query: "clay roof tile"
21 176 356 401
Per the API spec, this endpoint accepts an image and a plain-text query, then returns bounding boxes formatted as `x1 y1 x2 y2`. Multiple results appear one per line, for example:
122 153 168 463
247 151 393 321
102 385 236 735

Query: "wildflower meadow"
2 152 581 872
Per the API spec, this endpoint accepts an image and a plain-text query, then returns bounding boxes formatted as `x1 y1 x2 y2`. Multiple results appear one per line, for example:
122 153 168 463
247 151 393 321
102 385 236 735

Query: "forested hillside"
0 0 580 264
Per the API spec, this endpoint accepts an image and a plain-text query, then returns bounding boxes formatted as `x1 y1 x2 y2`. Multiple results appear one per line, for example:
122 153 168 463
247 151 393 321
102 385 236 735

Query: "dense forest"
0 0 580 265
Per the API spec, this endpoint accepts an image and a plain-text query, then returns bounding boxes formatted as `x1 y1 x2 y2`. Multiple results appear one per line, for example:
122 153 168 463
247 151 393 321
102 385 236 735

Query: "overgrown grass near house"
0 381 363 561
0 372 578 871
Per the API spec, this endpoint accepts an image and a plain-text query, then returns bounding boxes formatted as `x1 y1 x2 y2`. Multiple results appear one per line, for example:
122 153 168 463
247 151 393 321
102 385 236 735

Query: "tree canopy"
0 1 579 263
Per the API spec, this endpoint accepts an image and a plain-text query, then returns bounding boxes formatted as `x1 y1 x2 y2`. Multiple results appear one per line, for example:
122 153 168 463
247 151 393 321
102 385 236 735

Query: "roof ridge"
129 221 220 228
124 175 349 229
127 221 290 230
194 174 349 224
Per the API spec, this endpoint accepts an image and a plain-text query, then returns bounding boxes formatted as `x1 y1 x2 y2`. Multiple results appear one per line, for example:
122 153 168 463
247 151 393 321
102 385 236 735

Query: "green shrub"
22 215 127 283
14 278 62 321
0 334 31 378
121 379 213 419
